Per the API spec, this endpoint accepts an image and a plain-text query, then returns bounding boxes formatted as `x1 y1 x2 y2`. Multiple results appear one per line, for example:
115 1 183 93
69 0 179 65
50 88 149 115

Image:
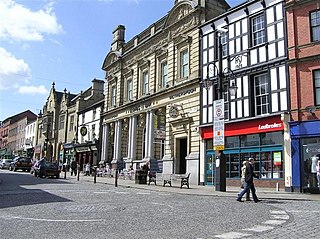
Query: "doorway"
175 138 187 174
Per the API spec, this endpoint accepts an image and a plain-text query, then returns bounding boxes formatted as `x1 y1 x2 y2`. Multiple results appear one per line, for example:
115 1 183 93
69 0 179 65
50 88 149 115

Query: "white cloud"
0 0 63 42
0 47 31 90
18 85 48 95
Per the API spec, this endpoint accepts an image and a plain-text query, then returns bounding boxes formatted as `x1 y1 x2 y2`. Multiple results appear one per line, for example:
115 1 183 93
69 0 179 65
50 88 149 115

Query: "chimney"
111 25 125 51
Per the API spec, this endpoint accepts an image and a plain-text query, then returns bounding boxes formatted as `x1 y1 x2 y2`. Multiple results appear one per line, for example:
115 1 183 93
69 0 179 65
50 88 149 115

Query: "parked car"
34 162 60 178
0 159 13 169
9 157 32 172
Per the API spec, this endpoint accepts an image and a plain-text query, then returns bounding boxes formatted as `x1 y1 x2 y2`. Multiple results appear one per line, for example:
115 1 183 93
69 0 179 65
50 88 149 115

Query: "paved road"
0 170 319 239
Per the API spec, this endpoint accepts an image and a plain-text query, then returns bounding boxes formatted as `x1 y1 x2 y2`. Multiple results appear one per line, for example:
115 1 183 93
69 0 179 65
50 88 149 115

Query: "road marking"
271 214 289 220
151 202 174 209
244 225 274 232
136 192 151 195
263 220 286 225
214 232 251 238
270 210 287 214
9 216 103 222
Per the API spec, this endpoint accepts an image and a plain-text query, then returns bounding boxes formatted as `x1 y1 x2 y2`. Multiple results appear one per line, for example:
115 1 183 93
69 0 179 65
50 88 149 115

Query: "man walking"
237 158 261 203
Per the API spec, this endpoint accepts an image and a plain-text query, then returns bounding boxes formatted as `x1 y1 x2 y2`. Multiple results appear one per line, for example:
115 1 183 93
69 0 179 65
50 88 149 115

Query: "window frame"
111 85 117 107
220 32 228 57
142 70 149 95
313 69 320 105
254 73 269 116
59 115 65 130
310 10 320 42
69 115 74 132
127 78 133 101
180 48 189 78
251 13 266 46
160 61 168 88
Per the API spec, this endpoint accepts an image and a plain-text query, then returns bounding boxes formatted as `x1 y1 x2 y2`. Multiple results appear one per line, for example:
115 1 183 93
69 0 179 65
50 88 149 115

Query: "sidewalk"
67 173 320 201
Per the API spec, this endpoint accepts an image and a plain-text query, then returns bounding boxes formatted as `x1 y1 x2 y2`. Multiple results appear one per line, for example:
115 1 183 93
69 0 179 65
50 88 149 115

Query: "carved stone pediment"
165 1 196 28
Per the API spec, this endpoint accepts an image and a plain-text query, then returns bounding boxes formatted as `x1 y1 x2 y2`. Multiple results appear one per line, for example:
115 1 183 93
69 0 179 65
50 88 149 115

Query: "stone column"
144 112 150 158
131 115 137 160
100 124 109 162
147 110 155 159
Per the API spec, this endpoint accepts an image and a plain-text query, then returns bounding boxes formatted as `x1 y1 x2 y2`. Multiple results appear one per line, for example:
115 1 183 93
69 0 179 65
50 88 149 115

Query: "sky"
0 0 244 121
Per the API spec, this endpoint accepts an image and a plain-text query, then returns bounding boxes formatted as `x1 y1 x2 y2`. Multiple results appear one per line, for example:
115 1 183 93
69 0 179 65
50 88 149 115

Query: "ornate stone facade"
101 0 229 185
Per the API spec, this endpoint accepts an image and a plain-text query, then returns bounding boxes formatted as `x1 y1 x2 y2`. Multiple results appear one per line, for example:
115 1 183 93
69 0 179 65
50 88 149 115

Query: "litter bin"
135 169 147 184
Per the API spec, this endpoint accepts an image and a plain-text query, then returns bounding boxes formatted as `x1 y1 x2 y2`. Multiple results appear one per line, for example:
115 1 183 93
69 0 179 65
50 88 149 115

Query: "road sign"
213 99 225 150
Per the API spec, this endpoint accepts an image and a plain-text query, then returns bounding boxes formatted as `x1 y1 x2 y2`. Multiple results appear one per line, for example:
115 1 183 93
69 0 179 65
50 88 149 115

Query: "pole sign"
213 99 225 150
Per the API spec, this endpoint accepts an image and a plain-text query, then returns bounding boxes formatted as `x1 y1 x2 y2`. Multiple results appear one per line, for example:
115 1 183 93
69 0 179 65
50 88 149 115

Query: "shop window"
301 138 320 188
240 134 260 147
225 136 239 148
228 154 240 178
251 13 265 46
314 70 320 105
261 131 283 145
310 10 320 42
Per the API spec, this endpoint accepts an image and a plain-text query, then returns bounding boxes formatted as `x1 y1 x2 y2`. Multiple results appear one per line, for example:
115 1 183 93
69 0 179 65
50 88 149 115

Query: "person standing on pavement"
70 159 77 176
240 161 251 201
85 162 91 176
237 158 260 203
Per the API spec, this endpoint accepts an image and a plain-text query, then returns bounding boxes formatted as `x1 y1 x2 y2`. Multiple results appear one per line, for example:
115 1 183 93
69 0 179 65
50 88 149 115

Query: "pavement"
66 173 320 201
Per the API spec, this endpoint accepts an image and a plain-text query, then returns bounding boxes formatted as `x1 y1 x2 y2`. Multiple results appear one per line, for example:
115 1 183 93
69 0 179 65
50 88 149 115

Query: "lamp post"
201 31 238 192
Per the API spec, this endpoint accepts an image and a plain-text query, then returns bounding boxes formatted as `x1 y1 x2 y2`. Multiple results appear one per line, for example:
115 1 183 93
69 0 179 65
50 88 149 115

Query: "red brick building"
286 0 320 192
286 0 320 121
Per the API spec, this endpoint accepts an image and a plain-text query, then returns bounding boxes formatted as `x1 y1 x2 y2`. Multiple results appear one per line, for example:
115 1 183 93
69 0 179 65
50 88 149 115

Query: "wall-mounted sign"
80 126 87 136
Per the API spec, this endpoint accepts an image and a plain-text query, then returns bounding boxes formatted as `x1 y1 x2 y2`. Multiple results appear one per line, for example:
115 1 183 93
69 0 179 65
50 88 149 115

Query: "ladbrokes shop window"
224 132 284 179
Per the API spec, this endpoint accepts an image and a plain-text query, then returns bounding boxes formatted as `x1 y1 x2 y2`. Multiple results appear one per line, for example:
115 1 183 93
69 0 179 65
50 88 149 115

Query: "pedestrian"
85 162 91 176
70 159 77 176
237 158 261 203
240 160 251 201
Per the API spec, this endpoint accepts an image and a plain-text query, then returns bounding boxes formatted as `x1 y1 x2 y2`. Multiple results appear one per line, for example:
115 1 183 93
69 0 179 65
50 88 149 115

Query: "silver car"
0 159 13 169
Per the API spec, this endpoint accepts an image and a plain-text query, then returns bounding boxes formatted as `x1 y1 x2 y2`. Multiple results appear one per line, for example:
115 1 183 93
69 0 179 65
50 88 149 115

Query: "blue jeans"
238 181 258 202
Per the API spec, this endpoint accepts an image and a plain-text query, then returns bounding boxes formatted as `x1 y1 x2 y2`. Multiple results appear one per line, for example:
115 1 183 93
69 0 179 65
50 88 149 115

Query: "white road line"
270 210 287 214
151 202 174 209
215 232 251 238
244 225 274 232
115 191 129 194
9 216 103 222
263 220 286 225
136 192 151 195
271 214 289 220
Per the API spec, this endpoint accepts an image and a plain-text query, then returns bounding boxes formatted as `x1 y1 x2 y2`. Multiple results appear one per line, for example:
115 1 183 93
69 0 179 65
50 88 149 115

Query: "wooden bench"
157 173 191 188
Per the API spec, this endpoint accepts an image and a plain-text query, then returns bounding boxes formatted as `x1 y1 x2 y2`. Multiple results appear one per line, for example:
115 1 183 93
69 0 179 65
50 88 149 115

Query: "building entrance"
175 138 187 174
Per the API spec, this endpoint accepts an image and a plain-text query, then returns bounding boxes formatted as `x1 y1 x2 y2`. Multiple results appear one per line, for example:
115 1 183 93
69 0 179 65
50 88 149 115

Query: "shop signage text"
258 123 282 130
169 88 196 99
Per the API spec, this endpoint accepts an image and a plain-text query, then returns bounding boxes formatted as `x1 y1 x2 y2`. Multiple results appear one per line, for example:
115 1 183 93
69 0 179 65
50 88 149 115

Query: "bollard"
115 170 118 187
77 164 80 181
276 182 279 191
64 169 67 179
93 166 97 184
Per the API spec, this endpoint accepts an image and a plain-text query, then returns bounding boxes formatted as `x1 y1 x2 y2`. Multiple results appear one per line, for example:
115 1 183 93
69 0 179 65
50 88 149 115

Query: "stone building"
35 79 104 164
100 0 230 185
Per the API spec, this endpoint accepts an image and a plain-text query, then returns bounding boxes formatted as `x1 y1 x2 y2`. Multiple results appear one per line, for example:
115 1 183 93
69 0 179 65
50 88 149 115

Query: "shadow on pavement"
0 171 72 209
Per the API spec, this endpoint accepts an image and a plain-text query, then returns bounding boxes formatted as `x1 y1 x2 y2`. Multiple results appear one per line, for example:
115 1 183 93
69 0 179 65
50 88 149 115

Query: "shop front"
201 115 285 188
290 120 320 193
74 142 99 173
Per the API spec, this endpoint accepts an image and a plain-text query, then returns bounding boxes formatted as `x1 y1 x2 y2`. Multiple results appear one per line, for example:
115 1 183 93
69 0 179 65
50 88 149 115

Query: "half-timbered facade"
200 0 289 188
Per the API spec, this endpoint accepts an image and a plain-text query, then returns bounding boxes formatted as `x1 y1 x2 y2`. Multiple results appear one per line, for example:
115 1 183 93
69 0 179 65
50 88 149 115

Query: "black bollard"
93 166 97 184
115 170 118 187
77 164 80 181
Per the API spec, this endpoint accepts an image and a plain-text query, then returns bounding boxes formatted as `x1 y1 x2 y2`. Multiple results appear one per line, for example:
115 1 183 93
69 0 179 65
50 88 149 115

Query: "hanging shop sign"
80 126 88 136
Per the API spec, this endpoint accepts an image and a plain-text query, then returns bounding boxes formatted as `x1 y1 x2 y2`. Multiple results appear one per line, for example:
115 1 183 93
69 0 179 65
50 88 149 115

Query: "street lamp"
201 30 238 192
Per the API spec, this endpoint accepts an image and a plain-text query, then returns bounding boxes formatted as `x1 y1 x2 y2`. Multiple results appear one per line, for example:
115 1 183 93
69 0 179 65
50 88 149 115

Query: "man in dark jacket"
237 158 261 203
